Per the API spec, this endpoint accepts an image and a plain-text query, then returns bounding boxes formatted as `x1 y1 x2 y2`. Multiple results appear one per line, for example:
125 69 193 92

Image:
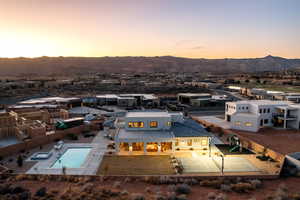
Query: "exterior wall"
125 116 171 131
174 137 209 150
226 101 295 132
0 113 16 128
231 114 259 132
116 136 210 154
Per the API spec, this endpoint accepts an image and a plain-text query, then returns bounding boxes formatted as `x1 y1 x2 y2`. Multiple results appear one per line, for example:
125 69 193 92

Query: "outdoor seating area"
170 155 184 174
30 152 52 160
54 141 64 150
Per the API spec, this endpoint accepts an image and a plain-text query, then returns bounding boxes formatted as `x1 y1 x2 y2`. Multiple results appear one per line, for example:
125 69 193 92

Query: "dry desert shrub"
207 192 216 200
200 179 223 189
290 193 300 200
145 186 152 193
113 181 122 189
176 194 188 200
175 184 191 195
231 182 254 193
249 179 263 189
215 193 228 200
121 189 129 196
15 174 28 181
131 193 145 200
220 184 232 192
167 184 176 192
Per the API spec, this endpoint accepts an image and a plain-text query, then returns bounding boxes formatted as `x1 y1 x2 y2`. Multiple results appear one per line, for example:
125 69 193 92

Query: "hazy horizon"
0 54 299 60
0 0 299 59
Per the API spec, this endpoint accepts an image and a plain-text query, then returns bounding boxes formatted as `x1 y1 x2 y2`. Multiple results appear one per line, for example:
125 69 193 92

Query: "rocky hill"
0 55 300 76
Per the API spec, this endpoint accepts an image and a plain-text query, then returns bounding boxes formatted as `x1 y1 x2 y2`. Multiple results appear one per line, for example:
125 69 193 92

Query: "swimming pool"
51 147 91 168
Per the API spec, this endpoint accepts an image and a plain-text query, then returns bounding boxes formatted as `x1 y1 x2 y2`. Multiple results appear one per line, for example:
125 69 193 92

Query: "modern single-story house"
114 111 212 154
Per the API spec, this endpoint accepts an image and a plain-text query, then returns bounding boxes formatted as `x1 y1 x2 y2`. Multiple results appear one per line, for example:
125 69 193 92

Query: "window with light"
150 121 158 128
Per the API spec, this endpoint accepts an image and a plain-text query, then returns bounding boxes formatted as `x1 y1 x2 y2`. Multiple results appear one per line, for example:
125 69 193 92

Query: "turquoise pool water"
51 147 91 168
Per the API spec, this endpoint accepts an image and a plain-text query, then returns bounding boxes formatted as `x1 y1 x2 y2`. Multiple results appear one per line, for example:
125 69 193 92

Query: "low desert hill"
0 55 300 76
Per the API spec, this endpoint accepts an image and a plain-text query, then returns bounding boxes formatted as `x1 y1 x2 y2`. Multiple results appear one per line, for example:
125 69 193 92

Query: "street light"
220 154 224 174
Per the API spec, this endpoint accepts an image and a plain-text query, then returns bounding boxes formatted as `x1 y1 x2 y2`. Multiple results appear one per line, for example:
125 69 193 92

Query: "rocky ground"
0 174 299 200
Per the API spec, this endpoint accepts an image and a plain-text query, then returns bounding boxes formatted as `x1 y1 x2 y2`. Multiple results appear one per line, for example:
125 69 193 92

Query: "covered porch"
273 106 298 129
118 141 174 154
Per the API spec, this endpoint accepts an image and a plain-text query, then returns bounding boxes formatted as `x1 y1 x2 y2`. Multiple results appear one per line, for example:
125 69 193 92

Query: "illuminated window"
193 139 201 143
245 122 252 127
167 121 172 126
201 139 207 146
235 121 241 126
150 121 158 128
128 121 144 128
128 122 134 128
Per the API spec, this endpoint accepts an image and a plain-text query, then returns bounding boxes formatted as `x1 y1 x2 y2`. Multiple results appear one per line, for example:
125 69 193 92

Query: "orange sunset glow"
0 0 299 58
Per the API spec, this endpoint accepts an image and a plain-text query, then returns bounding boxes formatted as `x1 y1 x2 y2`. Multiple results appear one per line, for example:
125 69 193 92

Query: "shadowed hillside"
0 55 300 76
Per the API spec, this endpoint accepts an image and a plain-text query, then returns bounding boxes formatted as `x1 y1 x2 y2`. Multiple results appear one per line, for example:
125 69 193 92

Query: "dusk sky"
0 0 299 58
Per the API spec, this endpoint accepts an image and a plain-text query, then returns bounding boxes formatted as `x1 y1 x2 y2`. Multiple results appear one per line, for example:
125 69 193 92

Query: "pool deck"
26 131 109 175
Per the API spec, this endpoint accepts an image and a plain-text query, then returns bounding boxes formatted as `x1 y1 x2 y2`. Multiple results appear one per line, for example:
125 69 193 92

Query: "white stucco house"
225 100 300 132
114 111 213 154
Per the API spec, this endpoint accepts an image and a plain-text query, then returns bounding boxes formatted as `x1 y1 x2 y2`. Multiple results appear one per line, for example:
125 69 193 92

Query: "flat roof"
96 94 119 99
117 97 136 100
126 111 171 118
9 104 58 109
232 100 289 106
178 93 211 97
276 105 298 110
19 97 79 104
63 117 84 122
69 106 107 115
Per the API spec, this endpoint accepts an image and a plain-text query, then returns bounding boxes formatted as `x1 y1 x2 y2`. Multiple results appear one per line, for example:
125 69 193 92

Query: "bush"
207 192 216 200
121 190 129 196
167 185 176 192
290 193 300 200
113 181 121 189
249 179 262 189
145 186 152 193
231 183 254 193
175 184 191 195
220 184 231 192
155 194 167 200
215 193 228 200
131 193 145 200
35 187 47 197
17 155 23 167
200 179 223 189
176 194 187 200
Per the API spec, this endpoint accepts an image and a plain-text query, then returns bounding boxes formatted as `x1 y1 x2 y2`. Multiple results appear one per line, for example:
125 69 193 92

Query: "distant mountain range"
0 55 300 76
